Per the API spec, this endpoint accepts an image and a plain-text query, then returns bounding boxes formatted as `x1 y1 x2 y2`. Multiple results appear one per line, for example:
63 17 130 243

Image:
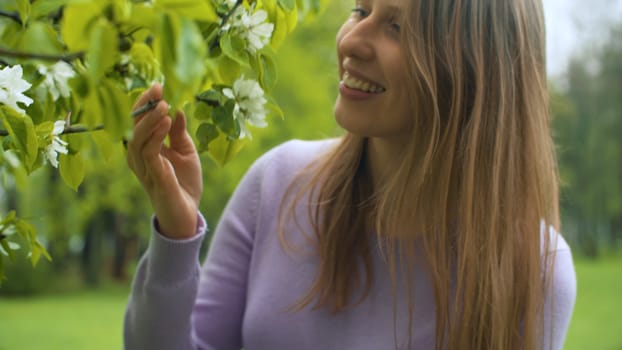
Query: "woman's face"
334 0 412 141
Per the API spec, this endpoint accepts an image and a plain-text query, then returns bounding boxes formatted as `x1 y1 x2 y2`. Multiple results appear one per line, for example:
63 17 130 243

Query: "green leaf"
207 132 246 166
0 238 15 262
0 244 8 257
31 0 70 19
82 85 103 129
0 107 39 172
70 73 90 99
99 80 131 140
258 50 278 92
212 100 237 136
270 6 289 49
158 13 182 108
220 33 249 67
196 122 219 152
59 152 85 191
35 121 55 138
29 245 41 266
216 55 241 84
197 89 224 106
193 99 215 121
155 0 218 22
17 21 63 55
37 241 52 262
91 130 116 161
284 3 298 32
265 100 284 120
16 0 31 26
16 215 37 242
278 0 296 11
126 3 159 31
87 18 119 81
174 17 207 86
61 2 107 51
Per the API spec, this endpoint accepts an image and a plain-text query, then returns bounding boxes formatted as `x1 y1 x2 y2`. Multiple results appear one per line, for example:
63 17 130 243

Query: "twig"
0 125 105 137
0 47 84 63
131 99 161 118
208 0 244 52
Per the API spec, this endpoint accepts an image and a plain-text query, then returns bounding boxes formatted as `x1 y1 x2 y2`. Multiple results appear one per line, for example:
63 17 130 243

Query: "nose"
337 18 376 62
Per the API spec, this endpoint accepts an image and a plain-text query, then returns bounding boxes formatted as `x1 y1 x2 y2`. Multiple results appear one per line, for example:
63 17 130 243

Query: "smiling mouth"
342 72 386 93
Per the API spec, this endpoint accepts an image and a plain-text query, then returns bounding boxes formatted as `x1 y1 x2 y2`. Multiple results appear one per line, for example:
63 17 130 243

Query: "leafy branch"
0 96 219 137
0 47 85 63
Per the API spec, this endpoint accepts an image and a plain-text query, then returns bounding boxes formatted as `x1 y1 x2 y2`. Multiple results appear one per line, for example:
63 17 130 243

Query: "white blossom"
0 65 34 114
37 62 75 101
222 77 268 139
224 9 274 54
44 120 69 168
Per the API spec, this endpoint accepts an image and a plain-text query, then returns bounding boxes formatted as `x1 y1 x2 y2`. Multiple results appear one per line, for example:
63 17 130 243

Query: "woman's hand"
126 84 203 239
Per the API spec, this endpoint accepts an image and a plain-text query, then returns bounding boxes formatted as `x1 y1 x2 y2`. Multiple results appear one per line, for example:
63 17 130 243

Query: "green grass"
565 254 622 350
0 285 130 350
0 256 620 349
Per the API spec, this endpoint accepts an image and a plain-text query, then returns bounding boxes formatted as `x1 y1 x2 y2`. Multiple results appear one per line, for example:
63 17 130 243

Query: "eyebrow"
382 4 404 17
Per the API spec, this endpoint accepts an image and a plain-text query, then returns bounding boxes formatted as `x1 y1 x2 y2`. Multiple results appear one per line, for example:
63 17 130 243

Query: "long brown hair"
279 0 559 349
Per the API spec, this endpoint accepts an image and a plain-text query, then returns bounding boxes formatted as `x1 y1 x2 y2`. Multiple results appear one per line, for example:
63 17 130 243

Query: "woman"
124 0 576 349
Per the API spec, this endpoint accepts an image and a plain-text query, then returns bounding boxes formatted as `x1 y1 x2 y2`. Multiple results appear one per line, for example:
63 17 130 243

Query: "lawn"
0 256 620 349
0 285 130 350
565 254 622 350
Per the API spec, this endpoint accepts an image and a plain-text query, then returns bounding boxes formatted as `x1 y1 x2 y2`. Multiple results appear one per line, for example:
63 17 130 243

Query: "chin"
334 106 368 137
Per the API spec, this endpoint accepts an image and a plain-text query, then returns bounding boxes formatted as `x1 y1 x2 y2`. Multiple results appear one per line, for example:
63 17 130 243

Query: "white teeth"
342 72 385 93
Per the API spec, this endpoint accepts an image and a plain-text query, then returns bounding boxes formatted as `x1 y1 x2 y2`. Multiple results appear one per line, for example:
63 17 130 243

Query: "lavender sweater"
124 139 577 350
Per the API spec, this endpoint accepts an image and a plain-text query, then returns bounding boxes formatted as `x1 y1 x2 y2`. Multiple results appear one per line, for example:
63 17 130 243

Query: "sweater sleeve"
123 214 208 350
543 234 577 350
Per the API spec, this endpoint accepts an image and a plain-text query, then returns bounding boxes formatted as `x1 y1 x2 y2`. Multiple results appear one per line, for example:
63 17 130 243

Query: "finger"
127 101 168 179
130 101 169 152
142 116 172 177
132 83 163 123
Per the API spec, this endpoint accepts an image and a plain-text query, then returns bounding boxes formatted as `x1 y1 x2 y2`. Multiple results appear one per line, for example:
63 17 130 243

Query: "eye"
389 16 401 33
351 7 370 19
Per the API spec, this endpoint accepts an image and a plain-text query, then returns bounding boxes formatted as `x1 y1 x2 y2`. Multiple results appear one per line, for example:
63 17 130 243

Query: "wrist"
155 214 199 240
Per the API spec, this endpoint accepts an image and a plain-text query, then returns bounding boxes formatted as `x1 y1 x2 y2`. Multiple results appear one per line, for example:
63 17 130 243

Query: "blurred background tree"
552 23 622 258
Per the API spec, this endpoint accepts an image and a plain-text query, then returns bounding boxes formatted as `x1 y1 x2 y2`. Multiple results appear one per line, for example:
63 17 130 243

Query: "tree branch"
0 96 219 137
0 10 22 26
0 125 105 137
208 0 244 52
0 47 84 63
